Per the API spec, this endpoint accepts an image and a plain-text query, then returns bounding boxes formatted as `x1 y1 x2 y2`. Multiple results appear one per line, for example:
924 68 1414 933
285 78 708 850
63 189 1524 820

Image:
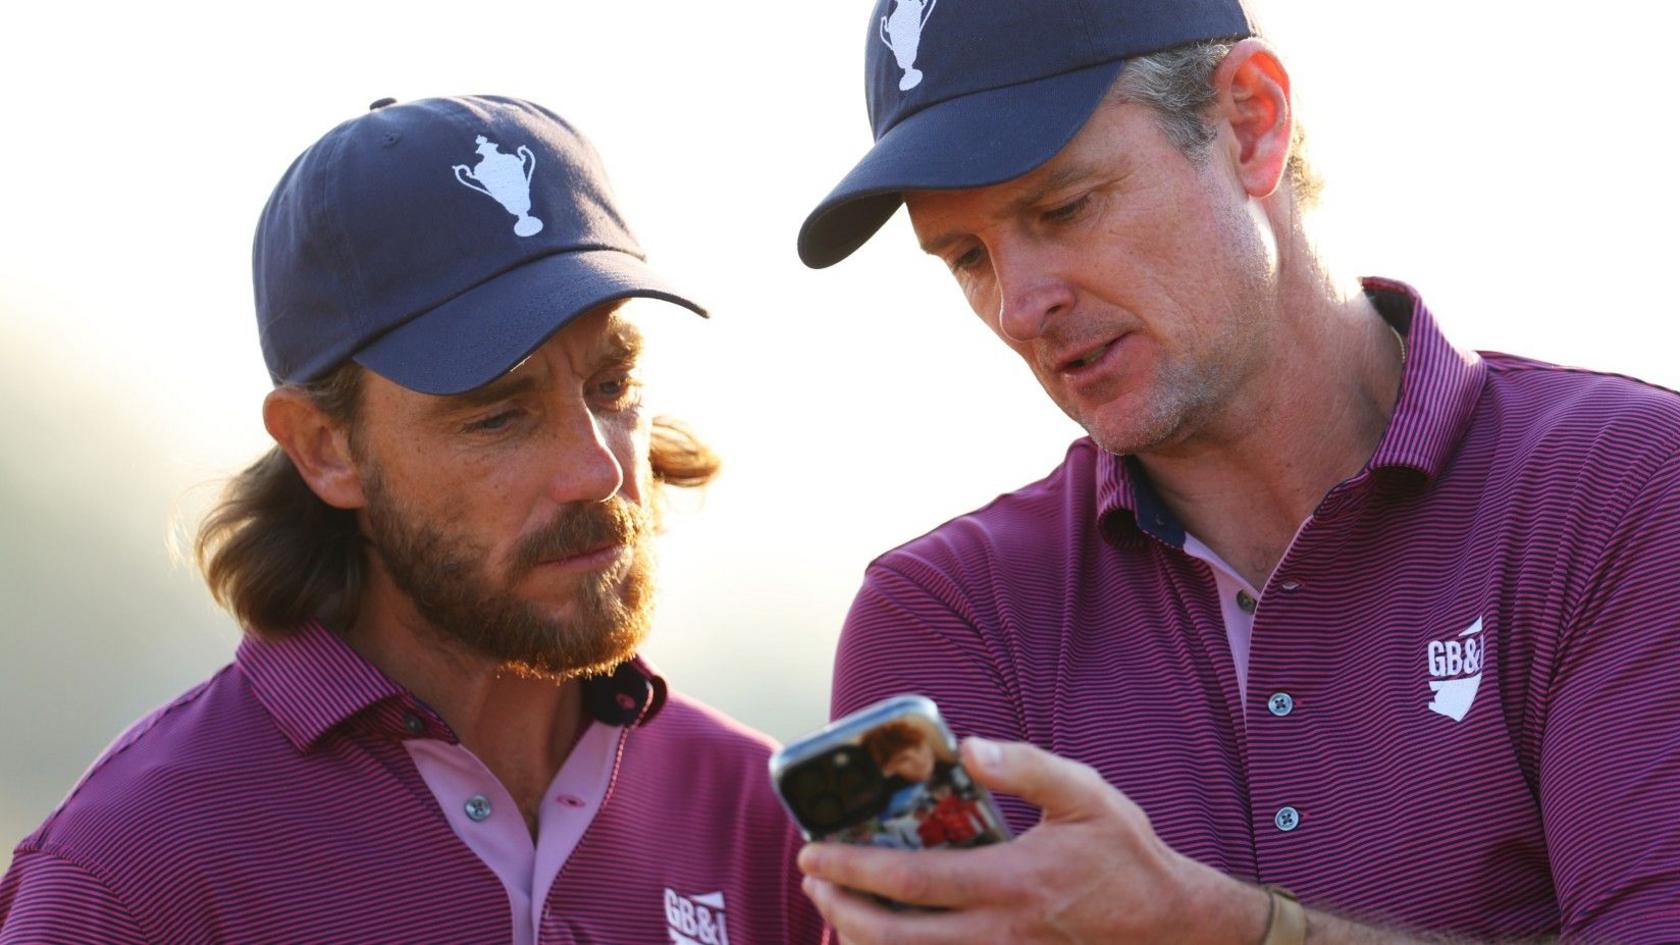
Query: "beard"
359 466 656 680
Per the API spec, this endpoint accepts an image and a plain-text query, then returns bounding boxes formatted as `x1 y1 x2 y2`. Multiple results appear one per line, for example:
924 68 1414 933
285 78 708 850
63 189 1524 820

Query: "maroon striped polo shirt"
832 279 1680 943
1 623 827 944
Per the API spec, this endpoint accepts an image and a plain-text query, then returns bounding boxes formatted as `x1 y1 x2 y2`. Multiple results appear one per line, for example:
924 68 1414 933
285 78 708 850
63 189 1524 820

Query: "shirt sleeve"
833 559 1021 731
833 558 1042 826
1542 451 1680 945
777 820 833 945
0 849 152 945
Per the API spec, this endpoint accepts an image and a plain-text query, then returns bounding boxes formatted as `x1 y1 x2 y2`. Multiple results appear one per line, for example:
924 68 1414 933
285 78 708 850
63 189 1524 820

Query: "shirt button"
402 713 425 735
464 795 492 822
1274 806 1301 832
1268 692 1295 717
1279 580 1301 592
1236 590 1258 614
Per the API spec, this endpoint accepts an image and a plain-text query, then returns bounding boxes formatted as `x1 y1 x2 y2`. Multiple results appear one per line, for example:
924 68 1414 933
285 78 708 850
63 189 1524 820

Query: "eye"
594 373 643 408
1041 194 1090 224
949 245 987 273
465 410 519 432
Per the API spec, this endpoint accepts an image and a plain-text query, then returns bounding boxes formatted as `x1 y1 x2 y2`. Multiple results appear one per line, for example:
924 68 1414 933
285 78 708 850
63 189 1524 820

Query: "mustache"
510 498 649 576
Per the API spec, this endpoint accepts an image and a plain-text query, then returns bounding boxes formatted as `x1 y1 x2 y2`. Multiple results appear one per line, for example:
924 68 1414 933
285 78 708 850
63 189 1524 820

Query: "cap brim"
353 249 706 395
797 59 1126 269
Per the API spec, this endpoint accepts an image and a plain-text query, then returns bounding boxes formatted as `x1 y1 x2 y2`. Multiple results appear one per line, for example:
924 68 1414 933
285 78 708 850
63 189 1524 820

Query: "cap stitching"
317 126 376 352
1071 0 1100 61
883 54 1129 135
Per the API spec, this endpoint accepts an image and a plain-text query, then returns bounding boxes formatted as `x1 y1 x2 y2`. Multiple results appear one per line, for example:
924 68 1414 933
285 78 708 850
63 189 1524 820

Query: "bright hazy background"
4 1 1676 871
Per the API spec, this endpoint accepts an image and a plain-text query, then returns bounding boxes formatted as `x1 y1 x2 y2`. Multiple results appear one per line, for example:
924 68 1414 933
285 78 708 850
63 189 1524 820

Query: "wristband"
1259 885 1306 945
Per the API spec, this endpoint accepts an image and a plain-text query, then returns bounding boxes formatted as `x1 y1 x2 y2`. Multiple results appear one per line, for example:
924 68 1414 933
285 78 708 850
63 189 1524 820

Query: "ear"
1213 38 1294 199
263 388 368 510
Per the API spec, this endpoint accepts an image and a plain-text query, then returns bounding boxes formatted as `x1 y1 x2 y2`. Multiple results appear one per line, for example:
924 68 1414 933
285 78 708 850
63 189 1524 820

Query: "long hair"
195 363 721 637
861 721 926 769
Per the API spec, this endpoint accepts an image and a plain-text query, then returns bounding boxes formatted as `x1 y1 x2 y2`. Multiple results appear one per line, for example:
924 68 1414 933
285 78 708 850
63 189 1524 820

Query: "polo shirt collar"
238 621 409 752
1096 277 1486 543
237 621 669 754
1360 276 1487 479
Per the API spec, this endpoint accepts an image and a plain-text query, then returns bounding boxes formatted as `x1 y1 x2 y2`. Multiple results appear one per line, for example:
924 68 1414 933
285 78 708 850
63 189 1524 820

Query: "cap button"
368 97 398 111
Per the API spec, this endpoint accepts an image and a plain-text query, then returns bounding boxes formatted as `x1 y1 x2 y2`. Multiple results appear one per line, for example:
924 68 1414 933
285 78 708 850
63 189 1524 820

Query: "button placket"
1250 569 1308 853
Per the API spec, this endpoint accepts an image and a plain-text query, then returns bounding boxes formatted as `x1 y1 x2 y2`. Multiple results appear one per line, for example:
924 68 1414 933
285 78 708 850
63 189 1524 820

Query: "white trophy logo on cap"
879 0 938 91
453 135 544 237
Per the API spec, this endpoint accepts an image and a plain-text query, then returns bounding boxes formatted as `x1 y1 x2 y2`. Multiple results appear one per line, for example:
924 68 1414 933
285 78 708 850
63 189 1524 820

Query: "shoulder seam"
871 438 1095 568
38 666 232 837
8 843 158 943
1561 441 1680 635
1481 353 1680 400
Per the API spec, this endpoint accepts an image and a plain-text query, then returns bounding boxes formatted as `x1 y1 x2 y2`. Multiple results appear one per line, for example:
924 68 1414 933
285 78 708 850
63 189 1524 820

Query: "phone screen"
772 696 1010 851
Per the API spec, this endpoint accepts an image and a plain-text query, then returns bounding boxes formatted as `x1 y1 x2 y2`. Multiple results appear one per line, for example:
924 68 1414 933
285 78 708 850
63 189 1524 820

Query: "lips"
535 541 628 573
513 499 647 577
545 541 623 564
1053 334 1125 375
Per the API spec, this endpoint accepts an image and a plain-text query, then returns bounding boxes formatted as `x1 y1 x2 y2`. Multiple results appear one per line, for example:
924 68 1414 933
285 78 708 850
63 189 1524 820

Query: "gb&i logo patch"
664 888 729 945
1425 617 1487 722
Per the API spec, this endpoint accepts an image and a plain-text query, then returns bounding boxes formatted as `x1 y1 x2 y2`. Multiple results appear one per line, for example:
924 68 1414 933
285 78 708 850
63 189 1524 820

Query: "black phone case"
768 694 1011 851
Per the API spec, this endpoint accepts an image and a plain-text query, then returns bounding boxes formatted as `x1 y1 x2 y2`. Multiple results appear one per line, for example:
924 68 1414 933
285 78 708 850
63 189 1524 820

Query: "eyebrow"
431 320 646 416
1004 162 1102 214
598 324 643 366
917 160 1108 256
919 228 970 258
439 373 538 413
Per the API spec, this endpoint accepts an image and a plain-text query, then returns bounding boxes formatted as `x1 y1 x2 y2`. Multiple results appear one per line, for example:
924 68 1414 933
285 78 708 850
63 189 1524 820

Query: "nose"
548 410 625 506
993 245 1075 343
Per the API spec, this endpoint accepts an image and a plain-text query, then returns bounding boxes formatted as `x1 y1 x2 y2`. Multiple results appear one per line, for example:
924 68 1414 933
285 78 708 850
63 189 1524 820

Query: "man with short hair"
794 2 1680 943
0 95 826 945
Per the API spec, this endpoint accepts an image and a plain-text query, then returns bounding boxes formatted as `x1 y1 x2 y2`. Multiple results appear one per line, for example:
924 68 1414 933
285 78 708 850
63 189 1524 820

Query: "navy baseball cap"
255 95 705 396
797 0 1252 269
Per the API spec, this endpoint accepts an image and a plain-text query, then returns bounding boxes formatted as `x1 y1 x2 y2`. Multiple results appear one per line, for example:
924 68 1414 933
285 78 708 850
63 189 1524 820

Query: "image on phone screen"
771 696 1009 851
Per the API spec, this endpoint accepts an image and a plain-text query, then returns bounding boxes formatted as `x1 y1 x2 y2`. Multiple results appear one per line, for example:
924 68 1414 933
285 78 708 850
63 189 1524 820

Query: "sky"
3 0 1678 866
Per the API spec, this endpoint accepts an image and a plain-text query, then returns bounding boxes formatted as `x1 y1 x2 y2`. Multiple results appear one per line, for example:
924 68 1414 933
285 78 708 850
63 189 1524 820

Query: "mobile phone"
769 695 1011 850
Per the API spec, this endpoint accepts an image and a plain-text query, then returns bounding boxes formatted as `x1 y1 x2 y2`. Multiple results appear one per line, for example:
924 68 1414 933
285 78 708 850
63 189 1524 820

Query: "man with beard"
0 96 826 945
790 1 1680 944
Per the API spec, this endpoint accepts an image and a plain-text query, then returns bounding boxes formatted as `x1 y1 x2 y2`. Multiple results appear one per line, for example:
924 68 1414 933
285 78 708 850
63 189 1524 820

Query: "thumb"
961 736 1116 823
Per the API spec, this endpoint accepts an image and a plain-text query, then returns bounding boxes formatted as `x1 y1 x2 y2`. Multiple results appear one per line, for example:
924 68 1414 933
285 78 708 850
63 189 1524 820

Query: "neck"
1138 249 1403 590
345 575 587 836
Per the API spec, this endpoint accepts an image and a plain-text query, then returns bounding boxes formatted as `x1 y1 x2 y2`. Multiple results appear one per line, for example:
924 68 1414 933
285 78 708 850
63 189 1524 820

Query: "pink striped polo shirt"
833 279 1680 943
1 623 827 944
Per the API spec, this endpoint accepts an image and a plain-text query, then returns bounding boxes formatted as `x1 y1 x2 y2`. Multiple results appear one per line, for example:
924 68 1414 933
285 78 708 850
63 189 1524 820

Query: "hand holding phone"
769 695 1011 851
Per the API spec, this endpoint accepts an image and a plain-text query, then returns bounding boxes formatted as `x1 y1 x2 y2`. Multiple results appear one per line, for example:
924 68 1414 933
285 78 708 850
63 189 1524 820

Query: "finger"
798 840 1013 908
802 876 999 945
961 736 1122 822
